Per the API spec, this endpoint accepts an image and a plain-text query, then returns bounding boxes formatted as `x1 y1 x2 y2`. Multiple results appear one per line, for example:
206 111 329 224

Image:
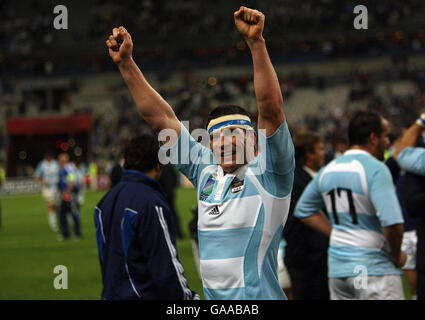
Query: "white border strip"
156 205 192 300
95 206 106 243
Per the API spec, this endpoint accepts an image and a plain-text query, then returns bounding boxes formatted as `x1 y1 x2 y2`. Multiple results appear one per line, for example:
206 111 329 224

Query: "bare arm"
106 27 180 138
393 114 425 159
299 211 332 237
234 7 284 136
383 223 406 268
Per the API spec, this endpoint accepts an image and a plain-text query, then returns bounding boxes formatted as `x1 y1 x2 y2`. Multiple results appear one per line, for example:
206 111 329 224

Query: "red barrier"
7 114 93 135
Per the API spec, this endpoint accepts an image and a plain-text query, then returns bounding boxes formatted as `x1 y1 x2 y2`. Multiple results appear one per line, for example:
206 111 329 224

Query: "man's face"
58 154 69 167
209 127 257 173
376 118 390 161
309 141 326 171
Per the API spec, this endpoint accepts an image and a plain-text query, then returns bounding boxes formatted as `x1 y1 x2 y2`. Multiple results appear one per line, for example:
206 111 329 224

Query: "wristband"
416 113 425 128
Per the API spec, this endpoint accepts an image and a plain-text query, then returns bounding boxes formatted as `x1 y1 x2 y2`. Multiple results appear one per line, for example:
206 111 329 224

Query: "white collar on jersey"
302 166 317 178
217 163 248 181
344 149 372 156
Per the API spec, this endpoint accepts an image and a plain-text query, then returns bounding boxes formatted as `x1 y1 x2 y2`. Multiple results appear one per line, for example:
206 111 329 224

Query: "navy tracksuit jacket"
94 170 196 300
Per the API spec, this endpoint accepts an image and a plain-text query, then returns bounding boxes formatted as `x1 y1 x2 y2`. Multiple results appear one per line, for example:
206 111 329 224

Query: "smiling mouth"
221 150 236 157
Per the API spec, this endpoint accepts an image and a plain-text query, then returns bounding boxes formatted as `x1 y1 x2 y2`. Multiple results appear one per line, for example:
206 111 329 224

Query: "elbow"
393 148 402 160
144 113 175 134
384 223 404 239
259 101 284 124
392 152 399 160
258 92 283 110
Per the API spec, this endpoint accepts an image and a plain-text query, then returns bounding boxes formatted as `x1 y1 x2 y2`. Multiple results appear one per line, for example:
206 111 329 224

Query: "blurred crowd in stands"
89 0 425 45
1 0 425 76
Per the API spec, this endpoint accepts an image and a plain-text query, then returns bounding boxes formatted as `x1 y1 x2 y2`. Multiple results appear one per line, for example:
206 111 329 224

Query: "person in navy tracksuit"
58 152 82 240
94 135 198 300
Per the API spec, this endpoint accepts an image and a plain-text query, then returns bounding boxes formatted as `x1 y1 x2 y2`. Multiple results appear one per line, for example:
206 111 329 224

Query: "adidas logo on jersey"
209 206 220 216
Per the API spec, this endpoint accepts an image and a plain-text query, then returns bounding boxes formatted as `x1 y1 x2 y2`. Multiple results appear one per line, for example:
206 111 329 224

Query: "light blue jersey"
169 120 294 300
397 146 425 176
295 150 404 278
35 160 60 188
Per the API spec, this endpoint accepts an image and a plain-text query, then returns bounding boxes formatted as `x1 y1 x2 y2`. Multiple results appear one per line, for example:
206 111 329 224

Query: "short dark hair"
124 135 159 173
206 105 256 130
44 151 54 159
293 131 323 167
348 111 383 147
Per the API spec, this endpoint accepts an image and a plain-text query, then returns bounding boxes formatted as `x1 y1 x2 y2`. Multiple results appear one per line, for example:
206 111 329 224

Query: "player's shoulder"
358 153 389 174
124 179 167 208
335 150 384 171
348 153 393 187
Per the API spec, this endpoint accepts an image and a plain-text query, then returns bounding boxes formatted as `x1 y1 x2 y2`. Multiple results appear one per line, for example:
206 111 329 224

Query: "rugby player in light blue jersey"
34 152 60 231
295 111 406 300
106 6 295 300
57 153 82 240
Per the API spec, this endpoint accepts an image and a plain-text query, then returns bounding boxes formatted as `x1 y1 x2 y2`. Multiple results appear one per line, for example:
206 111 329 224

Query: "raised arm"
234 7 284 136
106 27 180 137
393 113 425 159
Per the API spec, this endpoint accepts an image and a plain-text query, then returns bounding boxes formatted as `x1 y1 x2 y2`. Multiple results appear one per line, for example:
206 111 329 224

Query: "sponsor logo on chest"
231 179 244 194
208 205 220 216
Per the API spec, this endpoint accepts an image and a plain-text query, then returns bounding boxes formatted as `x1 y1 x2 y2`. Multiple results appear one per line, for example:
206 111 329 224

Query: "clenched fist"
234 6 265 43
106 26 133 66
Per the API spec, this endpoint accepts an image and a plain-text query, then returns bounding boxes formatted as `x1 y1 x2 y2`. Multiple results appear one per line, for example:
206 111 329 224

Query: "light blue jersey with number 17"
295 150 404 278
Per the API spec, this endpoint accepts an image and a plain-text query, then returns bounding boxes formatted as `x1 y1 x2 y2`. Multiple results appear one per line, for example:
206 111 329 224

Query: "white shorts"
42 187 58 205
77 192 84 206
277 247 291 289
329 274 405 300
401 230 417 270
